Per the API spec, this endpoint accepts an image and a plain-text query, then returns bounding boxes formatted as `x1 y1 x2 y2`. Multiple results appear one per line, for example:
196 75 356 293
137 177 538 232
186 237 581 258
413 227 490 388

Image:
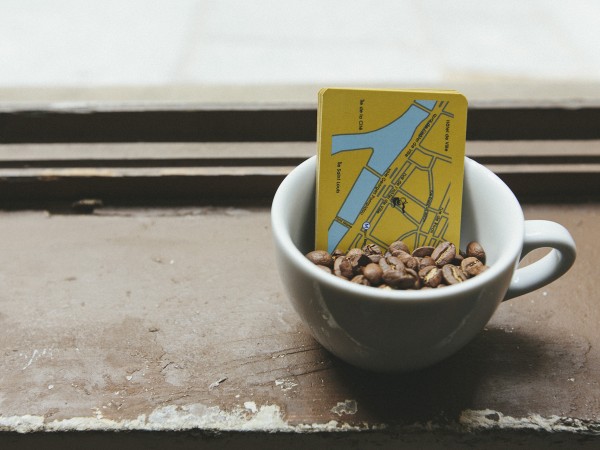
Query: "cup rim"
272 156 525 304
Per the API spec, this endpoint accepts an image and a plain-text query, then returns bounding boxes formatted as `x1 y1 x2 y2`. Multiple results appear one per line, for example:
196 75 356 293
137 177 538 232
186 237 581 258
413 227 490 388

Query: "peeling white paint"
22 350 38 370
275 378 298 391
330 399 358 416
92 407 103 420
243 401 258 414
208 377 227 390
0 403 378 434
458 409 600 435
1 406 599 435
22 349 48 370
0 415 45 434
20 348 54 370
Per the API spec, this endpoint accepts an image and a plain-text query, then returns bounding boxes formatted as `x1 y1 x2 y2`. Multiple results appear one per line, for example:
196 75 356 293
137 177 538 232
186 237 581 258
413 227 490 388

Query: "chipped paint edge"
0 403 383 434
457 409 600 435
1 405 599 435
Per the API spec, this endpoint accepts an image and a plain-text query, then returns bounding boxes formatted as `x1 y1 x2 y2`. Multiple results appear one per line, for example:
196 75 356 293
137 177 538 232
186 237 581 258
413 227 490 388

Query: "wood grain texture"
0 204 598 433
0 141 599 206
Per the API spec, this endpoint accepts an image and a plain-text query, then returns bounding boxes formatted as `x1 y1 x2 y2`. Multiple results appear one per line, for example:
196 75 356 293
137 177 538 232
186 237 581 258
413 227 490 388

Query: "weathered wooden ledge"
1 203 599 449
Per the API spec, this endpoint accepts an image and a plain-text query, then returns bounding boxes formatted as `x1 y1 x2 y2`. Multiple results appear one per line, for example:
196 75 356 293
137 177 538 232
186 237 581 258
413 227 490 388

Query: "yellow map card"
316 88 468 253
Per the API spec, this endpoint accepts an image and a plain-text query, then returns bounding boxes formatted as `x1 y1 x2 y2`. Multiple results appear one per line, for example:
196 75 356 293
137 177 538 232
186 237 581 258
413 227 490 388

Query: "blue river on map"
415 99 437 110
337 168 379 224
331 104 429 175
328 221 350 253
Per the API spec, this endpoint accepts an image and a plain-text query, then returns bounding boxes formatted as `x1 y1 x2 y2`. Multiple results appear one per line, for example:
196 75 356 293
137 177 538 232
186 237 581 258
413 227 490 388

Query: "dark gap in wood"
0 154 598 169
2 106 600 143
0 171 597 210
0 157 308 169
0 109 316 143
0 429 594 448
0 175 284 206
471 155 600 165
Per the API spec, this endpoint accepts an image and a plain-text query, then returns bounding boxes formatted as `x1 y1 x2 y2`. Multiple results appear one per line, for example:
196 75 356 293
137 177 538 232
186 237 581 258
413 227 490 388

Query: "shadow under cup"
272 156 526 372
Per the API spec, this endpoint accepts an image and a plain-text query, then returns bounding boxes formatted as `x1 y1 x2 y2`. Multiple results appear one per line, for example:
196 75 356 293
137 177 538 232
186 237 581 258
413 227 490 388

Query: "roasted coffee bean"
389 240 410 254
419 256 436 270
452 254 464 265
333 257 344 277
382 269 415 289
362 243 383 256
461 256 488 277
305 250 334 268
466 241 486 264
349 253 371 275
385 256 405 270
391 254 412 268
332 248 345 258
403 256 419 271
406 268 420 289
412 246 435 258
339 257 354 279
351 274 371 286
346 248 364 258
419 265 443 288
442 264 467 284
378 257 391 272
391 249 409 259
362 263 383 285
390 250 416 268
389 249 408 260
381 269 403 288
432 242 456 267
367 253 382 264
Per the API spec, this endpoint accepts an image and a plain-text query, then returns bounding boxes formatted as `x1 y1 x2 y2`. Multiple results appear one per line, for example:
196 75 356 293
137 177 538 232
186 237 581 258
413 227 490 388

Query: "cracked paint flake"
275 378 298 391
243 401 258 414
208 377 228 390
21 348 54 370
330 399 358 416
458 409 600 434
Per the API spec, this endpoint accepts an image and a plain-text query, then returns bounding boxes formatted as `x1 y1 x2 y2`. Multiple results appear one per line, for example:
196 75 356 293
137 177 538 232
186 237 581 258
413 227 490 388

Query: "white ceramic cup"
271 156 576 372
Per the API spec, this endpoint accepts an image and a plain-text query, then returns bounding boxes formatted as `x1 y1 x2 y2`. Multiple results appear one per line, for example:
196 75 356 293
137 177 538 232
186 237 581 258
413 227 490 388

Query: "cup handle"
503 220 576 301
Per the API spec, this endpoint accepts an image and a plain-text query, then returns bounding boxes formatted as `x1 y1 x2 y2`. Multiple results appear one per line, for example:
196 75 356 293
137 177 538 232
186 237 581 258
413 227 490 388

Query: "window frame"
1 101 599 207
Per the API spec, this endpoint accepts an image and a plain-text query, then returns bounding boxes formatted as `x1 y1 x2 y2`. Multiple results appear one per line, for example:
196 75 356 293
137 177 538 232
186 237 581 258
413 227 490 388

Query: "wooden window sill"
1 103 599 447
1 203 599 447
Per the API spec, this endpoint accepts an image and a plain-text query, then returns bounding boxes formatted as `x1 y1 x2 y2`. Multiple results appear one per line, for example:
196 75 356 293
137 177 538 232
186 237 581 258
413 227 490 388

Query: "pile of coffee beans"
305 240 488 290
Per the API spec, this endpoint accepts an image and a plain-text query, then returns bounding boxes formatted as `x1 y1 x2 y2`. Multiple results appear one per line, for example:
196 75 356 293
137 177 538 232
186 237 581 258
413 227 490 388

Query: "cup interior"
276 157 523 264
460 158 524 269
273 156 525 298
